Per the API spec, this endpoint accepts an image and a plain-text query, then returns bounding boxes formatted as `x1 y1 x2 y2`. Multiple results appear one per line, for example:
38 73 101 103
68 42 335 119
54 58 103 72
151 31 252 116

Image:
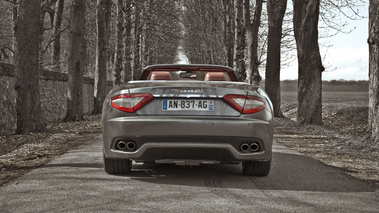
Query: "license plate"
162 99 214 111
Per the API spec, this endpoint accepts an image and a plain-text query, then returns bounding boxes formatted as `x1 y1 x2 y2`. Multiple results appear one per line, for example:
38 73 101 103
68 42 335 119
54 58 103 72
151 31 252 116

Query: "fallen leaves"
0 115 101 187
277 105 378 186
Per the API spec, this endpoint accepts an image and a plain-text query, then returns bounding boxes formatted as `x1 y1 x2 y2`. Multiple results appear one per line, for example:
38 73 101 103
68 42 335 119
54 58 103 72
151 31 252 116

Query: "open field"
281 91 368 125
281 91 368 106
281 91 369 136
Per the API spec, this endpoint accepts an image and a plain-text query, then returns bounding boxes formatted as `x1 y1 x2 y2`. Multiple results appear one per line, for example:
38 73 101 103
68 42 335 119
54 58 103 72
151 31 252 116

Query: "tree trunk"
113 0 124 86
244 0 263 85
293 0 324 125
64 0 85 121
93 0 111 114
265 0 287 118
141 1 150 68
367 0 379 144
132 1 142 80
11 4 17 62
105 0 112 79
39 0 56 74
233 0 246 81
227 3 235 68
123 0 132 83
51 0 64 72
14 0 45 134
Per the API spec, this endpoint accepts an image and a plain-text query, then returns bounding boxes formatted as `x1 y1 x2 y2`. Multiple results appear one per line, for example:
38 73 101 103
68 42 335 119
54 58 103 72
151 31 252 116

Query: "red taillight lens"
111 93 153 112
223 94 266 114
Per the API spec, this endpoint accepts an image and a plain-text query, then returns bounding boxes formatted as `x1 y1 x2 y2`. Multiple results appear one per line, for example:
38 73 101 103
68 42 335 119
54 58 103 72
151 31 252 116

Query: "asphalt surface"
0 136 378 212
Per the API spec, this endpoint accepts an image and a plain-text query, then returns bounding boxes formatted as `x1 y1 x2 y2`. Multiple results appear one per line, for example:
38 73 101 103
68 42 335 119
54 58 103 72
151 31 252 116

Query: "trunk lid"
123 81 258 117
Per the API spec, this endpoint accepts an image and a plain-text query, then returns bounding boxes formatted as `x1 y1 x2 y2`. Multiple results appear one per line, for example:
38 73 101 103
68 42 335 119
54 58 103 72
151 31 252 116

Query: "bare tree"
64 0 86 121
0 0 16 63
14 0 45 134
234 0 246 81
123 0 132 83
51 0 65 71
366 0 379 144
265 0 287 118
113 0 124 85
93 0 111 114
131 0 143 79
182 0 226 65
222 0 235 67
244 0 263 85
141 1 150 68
38 0 56 72
293 0 324 125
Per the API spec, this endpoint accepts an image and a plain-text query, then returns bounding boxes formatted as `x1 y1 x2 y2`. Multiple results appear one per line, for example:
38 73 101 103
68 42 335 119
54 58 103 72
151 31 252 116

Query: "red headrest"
204 72 226 81
150 71 172 80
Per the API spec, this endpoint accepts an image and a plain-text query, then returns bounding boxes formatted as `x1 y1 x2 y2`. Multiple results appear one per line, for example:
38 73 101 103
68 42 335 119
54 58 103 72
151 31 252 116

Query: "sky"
281 3 369 81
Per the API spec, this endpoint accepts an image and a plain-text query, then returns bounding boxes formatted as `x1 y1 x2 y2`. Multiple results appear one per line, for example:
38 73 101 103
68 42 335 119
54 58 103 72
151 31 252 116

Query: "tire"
103 155 132 174
242 157 271 176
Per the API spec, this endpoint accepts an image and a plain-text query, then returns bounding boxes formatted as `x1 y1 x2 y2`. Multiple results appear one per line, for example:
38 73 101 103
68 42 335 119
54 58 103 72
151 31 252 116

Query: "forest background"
0 0 378 145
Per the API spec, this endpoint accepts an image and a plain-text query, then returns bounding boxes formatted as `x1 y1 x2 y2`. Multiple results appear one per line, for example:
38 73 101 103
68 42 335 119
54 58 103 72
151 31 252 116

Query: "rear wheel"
103 155 132 174
242 157 271 176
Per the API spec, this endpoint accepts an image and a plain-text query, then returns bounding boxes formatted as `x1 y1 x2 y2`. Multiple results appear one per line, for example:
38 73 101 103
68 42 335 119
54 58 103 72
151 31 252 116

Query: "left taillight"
223 94 266 114
111 93 153 112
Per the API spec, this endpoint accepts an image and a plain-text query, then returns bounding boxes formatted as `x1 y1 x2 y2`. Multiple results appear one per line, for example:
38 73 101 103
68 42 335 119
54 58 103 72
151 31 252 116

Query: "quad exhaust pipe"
116 141 127 150
240 142 260 153
116 140 137 151
250 143 259 152
240 143 250 152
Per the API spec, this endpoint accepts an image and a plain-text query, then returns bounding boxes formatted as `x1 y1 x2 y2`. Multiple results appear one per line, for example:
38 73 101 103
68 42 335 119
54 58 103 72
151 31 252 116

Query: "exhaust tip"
240 143 250 153
240 142 260 153
116 141 127 150
250 142 260 152
126 141 137 151
116 140 137 151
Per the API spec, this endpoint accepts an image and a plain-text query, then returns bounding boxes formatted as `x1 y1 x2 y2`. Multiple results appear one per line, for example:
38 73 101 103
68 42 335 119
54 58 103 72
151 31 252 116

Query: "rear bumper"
102 116 273 163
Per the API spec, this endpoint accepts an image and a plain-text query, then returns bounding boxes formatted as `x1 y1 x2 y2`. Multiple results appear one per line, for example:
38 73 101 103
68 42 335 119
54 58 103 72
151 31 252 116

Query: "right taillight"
223 94 266 114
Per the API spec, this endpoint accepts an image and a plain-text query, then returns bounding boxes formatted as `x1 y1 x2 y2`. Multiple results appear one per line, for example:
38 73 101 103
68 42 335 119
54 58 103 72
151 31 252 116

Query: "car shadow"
122 152 376 193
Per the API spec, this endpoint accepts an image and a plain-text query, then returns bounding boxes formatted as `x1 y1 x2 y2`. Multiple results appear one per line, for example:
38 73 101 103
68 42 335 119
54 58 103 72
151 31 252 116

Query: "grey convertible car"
102 64 274 176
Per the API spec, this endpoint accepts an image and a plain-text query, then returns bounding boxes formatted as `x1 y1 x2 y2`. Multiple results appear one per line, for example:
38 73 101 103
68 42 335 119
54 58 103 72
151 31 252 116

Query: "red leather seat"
150 71 172 80
204 72 226 81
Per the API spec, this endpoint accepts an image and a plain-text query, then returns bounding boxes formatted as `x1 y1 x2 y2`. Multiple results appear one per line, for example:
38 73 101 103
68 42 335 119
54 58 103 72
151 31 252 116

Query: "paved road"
0 136 378 212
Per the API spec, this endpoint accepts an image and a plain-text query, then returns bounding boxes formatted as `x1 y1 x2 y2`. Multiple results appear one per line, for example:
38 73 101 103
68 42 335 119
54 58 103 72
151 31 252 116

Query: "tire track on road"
204 173 267 206
249 177 276 198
